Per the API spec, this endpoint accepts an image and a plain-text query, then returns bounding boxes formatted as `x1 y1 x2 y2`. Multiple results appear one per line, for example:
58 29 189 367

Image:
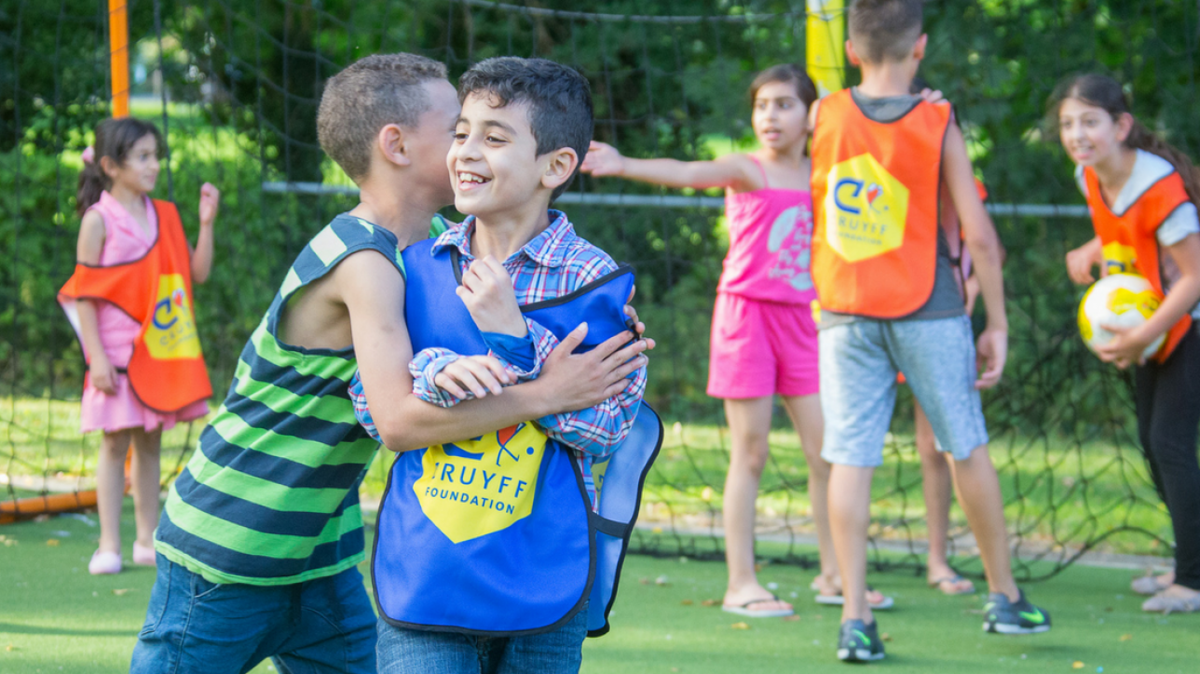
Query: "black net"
3 0 1197 579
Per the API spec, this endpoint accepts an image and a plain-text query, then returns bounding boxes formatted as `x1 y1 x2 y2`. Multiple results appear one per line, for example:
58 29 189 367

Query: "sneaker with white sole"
836 618 885 662
983 589 1051 634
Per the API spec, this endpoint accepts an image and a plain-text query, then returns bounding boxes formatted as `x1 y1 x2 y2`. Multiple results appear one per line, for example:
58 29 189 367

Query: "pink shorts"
706 292 820 399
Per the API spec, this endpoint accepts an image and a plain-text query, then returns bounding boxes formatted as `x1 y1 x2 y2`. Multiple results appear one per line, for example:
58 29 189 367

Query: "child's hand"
1066 238 1104 284
539 324 650 411
433 355 515 400
199 183 220 227
624 286 657 350
457 256 526 337
89 354 118 395
580 141 625 177
1095 323 1154 369
974 326 1007 389
917 87 945 104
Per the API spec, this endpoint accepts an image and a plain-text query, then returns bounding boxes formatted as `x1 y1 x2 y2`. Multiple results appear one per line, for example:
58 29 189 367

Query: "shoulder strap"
747 155 770 189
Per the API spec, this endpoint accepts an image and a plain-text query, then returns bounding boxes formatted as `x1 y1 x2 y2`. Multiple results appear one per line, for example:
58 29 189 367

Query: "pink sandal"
88 550 123 575
132 542 157 567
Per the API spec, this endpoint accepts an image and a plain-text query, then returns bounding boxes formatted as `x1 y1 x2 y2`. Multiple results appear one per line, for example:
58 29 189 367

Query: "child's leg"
828 464 876 623
894 316 1019 600
781 394 837 584
950 446 1018 599
1136 331 1200 596
816 320 897 624
96 429 133 554
129 427 162 549
497 602 588 674
914 402 964 587
721 396 790 610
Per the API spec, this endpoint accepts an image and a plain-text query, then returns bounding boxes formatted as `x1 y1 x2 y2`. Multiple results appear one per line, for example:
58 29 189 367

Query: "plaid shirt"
349 210 647 507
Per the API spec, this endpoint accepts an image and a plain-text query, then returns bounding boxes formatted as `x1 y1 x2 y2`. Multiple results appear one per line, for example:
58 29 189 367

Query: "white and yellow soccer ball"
1078 273 1165 360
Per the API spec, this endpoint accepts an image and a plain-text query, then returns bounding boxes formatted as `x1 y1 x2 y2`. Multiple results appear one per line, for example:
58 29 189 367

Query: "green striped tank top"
155 214 443 585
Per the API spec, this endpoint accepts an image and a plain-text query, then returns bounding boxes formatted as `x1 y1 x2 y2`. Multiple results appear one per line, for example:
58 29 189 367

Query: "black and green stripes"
155 215 404 585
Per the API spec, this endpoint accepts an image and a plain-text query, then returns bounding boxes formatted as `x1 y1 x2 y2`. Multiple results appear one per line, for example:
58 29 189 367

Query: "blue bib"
373 238 662 637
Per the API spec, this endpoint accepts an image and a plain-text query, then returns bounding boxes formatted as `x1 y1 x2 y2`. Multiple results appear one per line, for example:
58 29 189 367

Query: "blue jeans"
375 604 588 674
130 554 376 674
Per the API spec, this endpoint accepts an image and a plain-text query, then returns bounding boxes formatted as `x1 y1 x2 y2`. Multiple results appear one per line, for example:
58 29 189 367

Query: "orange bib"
1084 166 1193 362
811 90 952 318
59 199 212 412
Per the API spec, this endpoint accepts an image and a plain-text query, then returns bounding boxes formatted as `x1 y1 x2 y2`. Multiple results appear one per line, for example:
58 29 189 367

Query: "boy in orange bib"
809 0 1051 662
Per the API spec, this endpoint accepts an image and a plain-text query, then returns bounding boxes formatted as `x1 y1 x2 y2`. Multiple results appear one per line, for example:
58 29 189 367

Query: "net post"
107 0 130 118
806 0 846 97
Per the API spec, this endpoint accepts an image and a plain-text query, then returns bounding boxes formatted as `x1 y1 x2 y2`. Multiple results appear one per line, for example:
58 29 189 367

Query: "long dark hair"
76 117 163 216
1049 73 1200 206
748 64 818 156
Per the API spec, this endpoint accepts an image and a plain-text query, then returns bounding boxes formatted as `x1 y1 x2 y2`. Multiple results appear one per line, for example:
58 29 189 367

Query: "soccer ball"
1077 273 1165 359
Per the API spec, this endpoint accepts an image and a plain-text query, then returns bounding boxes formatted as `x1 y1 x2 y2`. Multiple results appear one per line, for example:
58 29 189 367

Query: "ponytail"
1126 120 1200 207
1049 73 1200 207
75 117 164 216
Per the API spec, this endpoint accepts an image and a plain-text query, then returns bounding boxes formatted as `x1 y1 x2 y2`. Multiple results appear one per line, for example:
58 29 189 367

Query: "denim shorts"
130 554 376 674
818 316 989 467
375 603 588 674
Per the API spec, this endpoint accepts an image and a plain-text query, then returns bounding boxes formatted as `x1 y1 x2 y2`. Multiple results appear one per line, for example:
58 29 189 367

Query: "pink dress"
707 156 820 399
78 191 209 433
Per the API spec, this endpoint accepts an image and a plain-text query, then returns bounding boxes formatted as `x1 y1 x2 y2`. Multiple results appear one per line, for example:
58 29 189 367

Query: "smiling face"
752 80 809 153
1058 97 1130 168
106 133 160 195
448 92 554 219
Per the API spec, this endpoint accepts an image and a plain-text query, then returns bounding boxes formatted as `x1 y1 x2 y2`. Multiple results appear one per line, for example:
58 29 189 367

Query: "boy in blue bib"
353 57 658 674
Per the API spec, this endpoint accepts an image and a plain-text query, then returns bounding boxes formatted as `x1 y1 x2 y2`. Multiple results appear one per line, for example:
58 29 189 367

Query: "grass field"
3 396 1174 559
0 503 1196 674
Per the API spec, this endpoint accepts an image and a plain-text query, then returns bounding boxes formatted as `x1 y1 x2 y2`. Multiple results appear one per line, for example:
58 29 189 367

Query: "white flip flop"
721 594 795 618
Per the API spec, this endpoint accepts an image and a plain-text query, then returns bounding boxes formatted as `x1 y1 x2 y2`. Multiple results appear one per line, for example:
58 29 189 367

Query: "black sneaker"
983 589 1051 634
837 618 885 662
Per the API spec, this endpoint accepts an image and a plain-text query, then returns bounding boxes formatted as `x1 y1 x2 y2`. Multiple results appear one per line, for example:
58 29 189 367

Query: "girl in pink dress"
72 118 219 574
583 65 891 616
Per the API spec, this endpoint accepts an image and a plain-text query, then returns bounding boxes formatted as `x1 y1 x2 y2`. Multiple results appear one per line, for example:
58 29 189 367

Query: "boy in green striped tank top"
131 53 651 674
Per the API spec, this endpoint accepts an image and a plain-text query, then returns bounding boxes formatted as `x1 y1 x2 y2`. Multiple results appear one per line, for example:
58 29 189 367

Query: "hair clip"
81 146 95 164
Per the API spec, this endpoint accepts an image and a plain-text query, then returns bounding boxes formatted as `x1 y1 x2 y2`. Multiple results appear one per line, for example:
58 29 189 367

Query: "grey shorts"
818 316 988 467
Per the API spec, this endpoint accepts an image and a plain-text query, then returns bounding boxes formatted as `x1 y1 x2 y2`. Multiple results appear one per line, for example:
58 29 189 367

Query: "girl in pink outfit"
72 118 219 575
583 64 890 616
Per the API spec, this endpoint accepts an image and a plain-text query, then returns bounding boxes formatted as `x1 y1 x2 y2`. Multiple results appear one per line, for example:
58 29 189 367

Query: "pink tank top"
85 190 159 367
716 156 815 304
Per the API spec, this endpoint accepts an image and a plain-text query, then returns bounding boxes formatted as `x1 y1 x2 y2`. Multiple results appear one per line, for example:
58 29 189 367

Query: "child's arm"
74 211 118 394
190 183 219 284
1097 233 1200 368
582 141 762 192
1066 235 1105 285
943 122 1008 389
338 250 649 452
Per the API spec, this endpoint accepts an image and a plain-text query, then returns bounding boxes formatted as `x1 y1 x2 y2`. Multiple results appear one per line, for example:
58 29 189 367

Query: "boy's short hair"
848 0 924 64
457 57 593 201
317 53 448 183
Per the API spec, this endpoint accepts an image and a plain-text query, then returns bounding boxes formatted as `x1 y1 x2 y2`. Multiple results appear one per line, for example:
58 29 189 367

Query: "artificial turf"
1 503 1196 674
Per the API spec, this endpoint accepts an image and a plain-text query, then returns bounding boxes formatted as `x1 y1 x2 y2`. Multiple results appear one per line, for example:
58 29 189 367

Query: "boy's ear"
912 33 928 61
541 147 580 192
377 123 412 168
844 39 862 67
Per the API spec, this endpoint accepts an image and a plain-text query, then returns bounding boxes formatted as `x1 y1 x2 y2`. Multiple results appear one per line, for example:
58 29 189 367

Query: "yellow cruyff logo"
824 154 909 262
1102 242 1138 275
414 422 546 544
144 274 201 360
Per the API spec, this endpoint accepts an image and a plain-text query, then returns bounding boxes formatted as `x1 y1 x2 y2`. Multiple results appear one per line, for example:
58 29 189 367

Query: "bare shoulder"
280 248 405 350
76 209 106 261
